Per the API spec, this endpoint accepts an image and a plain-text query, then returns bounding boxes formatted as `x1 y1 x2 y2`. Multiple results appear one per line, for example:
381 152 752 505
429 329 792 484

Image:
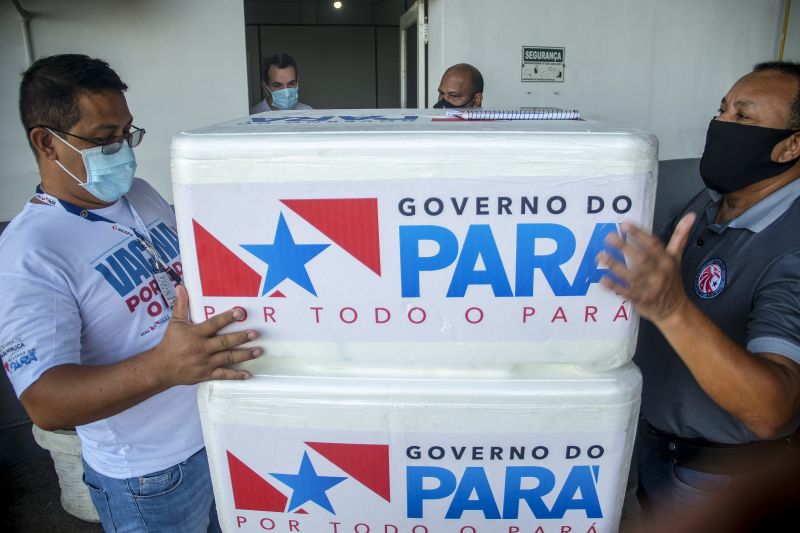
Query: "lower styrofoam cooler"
199 364 641 533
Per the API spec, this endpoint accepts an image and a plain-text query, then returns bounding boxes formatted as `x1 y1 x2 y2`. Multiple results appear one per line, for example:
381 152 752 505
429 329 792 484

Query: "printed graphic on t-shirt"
92 220 182 329
1 335 37 376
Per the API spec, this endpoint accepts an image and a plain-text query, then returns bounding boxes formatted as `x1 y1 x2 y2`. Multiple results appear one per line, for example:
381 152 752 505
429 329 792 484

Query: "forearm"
16 287 259 431
20 348 169 431
655 302 800 438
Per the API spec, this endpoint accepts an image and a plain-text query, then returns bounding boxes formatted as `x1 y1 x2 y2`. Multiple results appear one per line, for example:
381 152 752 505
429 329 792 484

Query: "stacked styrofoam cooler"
171 109 657 533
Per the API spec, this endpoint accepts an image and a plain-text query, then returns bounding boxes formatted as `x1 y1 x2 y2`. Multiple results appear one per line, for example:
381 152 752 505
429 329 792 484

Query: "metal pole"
399 2 421 109
417 0 426 108
400 27 407 108
780 0 792 60
12 0 34 66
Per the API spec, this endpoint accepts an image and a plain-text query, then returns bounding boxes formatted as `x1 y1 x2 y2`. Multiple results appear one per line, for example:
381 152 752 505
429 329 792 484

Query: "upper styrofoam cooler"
171 110 657 371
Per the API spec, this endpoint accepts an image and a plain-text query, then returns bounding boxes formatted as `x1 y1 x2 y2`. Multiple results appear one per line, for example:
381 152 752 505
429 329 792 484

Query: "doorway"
244 0 408 110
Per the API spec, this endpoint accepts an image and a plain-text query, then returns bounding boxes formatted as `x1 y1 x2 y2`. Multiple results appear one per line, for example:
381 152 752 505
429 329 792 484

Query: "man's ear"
774 131 800 163
473 92 483 108
29 127 58 161
262 82 272 105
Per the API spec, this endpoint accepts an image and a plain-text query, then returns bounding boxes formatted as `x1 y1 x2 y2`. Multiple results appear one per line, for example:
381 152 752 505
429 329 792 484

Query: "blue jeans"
637 438 732 521
82 448 222 533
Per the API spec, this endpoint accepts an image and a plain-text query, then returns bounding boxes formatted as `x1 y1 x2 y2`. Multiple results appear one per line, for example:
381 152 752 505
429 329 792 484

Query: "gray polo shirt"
635 178 800 444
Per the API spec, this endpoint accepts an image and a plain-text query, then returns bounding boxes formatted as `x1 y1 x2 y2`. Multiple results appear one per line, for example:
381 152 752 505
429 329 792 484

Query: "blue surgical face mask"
49 129 136 202
269 87 299 110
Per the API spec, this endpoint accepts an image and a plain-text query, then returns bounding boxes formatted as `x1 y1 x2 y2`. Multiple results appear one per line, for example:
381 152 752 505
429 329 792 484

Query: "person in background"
599 61 800 524
250 53 312 113
0 54 261 532
433 63 484 109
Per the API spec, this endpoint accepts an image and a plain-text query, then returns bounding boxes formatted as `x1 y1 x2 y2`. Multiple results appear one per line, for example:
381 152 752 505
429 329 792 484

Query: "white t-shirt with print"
0 178 203 478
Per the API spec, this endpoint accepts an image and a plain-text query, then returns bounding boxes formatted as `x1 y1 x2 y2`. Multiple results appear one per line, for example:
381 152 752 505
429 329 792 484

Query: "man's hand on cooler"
153 284 262 385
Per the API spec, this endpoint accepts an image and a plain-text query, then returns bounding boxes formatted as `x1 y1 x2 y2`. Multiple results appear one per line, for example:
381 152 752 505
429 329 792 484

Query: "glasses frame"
31 125 145 155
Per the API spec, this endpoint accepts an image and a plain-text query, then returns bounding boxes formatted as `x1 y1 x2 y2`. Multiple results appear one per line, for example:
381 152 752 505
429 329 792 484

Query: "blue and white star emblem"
242 213 329 296
270 452 347 514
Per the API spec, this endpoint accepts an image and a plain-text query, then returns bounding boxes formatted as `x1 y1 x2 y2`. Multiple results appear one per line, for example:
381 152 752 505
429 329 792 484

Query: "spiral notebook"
447 107 581 120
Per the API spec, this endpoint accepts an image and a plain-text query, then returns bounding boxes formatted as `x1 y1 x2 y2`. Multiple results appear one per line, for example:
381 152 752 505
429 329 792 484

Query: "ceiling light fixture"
333 1 342 9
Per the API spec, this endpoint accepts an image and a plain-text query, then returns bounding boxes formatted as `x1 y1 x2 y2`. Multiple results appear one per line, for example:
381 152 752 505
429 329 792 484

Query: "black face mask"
699 119 800 194
433 97 474 109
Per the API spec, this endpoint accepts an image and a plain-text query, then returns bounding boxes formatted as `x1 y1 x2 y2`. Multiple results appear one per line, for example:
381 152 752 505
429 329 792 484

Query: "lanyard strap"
33 186 179 278
35 187 113 223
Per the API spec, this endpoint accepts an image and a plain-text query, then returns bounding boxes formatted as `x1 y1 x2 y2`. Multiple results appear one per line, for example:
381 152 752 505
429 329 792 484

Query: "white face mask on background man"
268 86 299 111
263 62 301 111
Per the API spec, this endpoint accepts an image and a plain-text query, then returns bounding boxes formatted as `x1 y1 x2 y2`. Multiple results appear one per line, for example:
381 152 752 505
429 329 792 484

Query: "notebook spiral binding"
448 108 581 120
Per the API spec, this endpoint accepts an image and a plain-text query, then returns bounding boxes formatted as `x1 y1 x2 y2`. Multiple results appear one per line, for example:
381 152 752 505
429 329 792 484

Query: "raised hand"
597 213 696 323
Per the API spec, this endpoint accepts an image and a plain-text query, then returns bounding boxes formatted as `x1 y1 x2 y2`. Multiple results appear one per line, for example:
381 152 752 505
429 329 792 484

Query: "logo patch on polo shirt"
695 258 726 299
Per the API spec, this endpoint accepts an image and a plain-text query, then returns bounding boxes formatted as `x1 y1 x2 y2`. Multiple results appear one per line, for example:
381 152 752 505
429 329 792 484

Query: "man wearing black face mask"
433 63 484 109
598 62 800 522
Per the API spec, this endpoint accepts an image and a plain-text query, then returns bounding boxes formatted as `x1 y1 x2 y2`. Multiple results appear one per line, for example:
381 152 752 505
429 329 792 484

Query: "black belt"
639 418 798 475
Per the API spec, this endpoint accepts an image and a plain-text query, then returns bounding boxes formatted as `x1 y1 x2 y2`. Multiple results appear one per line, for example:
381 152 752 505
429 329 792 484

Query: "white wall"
0 0 248 222
427 0 787 160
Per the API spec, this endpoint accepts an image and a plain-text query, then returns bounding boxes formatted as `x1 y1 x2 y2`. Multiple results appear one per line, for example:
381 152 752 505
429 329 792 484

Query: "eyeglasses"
33 125 145 155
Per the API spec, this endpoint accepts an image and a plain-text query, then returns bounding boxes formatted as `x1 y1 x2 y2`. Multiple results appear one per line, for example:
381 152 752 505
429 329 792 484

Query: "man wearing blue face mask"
250 53 312 113
598 62 800 524
0 54 263 532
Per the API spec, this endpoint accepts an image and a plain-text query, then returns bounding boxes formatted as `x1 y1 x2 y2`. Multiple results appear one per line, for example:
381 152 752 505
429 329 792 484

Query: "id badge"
154 270 178 310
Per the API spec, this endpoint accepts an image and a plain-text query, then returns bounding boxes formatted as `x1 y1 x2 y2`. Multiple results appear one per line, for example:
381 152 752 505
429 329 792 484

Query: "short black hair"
443 63 484 95
262 53 298 83
753 61 800 128
19 54 128 148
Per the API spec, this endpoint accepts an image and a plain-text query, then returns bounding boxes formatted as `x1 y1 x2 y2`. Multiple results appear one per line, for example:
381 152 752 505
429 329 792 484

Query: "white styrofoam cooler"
172 110 657 371
199 363 642 533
